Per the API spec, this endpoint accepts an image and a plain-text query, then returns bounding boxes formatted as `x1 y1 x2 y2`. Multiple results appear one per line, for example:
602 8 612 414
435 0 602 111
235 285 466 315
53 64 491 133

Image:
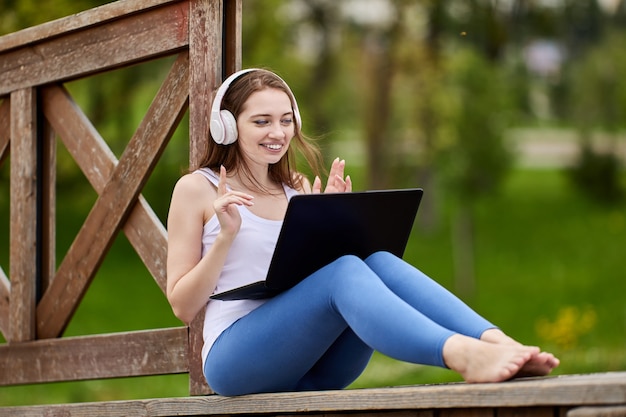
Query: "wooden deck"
1 372 625 417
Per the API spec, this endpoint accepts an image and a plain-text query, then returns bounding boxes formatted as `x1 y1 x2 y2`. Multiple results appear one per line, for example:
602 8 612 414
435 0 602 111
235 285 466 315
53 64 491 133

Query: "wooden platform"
1 372 625 417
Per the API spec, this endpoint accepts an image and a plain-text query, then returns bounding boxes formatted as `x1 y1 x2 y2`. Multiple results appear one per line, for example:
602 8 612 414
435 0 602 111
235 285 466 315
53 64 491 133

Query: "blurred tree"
566 29 626 203
437 46 514 295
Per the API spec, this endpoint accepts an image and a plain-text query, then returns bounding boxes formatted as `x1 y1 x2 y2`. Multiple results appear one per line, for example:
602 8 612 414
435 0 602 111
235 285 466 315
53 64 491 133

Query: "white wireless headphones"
210 68 302 145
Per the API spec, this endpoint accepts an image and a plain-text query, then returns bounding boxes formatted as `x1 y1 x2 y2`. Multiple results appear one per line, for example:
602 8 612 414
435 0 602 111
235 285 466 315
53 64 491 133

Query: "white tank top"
193 168 300 368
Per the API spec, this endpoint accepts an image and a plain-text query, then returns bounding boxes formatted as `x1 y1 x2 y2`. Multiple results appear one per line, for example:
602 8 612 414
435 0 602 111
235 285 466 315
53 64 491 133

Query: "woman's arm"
166 167 253 324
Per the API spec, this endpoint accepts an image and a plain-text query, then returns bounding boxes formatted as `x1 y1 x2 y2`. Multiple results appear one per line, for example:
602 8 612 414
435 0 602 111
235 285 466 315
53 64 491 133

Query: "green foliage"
568 30 626 134
437 46 514 201
564 30 626 204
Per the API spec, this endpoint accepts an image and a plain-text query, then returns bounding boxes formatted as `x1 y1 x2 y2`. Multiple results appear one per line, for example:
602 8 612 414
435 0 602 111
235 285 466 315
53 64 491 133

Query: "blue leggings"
204 251 495 396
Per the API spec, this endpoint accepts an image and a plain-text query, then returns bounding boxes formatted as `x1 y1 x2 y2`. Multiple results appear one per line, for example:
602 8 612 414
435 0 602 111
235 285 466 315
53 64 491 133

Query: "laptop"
210 188 423 301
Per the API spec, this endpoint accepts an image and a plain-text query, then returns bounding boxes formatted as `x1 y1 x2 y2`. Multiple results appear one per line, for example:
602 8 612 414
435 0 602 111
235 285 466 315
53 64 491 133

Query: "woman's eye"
253 120 269 126
281 118 293 125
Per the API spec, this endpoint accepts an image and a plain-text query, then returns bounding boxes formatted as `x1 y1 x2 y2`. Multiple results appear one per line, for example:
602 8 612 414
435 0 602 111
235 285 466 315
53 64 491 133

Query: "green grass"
0 168 624 405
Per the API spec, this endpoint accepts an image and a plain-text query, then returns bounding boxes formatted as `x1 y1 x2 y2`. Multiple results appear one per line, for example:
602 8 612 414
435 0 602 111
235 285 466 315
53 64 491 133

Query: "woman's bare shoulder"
174 172 216 194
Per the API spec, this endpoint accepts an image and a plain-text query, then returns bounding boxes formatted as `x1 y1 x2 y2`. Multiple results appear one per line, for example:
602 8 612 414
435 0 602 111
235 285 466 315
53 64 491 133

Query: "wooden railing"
0 0 242 395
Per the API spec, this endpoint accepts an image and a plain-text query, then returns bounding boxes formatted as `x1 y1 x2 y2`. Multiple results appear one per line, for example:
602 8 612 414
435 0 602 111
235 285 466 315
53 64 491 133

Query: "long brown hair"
194 69 323 193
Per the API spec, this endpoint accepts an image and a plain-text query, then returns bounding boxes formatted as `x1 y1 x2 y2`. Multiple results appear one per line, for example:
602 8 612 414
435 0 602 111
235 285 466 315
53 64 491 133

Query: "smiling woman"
165 68 559 397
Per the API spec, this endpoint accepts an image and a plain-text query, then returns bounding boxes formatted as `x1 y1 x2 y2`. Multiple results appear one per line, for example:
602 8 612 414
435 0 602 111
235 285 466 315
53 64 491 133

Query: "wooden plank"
123 197 169 292
0 0 186 52
568 406 626 416
0 99 8 338
223 0 243 73
39 115 56 294
41 84 168 292
189 306 210 395
187 0 225 395
0 267 9 338
497 407 557 416
0 327 189 385
0 98 9 165
440 410 493 417
9 88 38 343
0 373 624 417
0 1 189 96
189 0 222 168
36 52 190 339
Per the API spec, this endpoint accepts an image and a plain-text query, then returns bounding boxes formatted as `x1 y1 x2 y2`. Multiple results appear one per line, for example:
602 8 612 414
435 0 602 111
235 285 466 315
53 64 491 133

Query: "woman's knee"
365 250 394 263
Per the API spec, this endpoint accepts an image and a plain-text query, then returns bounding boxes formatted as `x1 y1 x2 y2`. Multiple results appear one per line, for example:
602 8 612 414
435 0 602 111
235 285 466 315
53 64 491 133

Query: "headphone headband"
209 68 302 145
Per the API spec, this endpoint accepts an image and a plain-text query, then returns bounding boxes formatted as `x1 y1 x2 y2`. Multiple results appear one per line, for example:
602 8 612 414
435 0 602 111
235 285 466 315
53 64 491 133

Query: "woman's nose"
268 123 286 138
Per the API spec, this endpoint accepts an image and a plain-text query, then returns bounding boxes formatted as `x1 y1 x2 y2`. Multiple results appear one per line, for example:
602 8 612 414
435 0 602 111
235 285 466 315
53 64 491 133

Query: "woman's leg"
205 254 541 396
364 252 558 379
205 255 456 395
364 251 495 338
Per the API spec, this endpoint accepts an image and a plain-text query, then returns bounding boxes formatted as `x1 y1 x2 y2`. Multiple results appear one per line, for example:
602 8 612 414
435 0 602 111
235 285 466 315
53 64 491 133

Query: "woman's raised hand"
213 165 254 238
312 158 352 194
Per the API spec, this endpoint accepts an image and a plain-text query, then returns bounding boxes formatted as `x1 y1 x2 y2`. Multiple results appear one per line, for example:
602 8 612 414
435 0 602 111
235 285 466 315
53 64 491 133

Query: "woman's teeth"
263 144 282 150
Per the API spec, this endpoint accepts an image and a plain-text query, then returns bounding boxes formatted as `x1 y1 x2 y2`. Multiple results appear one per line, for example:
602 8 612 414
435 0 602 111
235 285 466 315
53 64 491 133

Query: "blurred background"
0 0 624 406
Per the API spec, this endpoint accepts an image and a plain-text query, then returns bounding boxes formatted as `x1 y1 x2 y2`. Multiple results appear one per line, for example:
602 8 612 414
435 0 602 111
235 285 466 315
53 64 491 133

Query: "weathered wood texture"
9 87 38 343
0 373 624 417
35 51 190 340
0 1 190 96
568 405 626 416
0 0 241 396
0 328 189 384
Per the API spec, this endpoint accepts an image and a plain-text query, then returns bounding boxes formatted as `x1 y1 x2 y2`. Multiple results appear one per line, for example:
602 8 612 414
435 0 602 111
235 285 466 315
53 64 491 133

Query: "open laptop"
210 188 423 301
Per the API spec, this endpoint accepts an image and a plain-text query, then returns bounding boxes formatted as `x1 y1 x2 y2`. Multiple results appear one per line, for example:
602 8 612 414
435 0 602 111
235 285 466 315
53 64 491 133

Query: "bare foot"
516 352 560 377
443 334 539 383
480 328 560 377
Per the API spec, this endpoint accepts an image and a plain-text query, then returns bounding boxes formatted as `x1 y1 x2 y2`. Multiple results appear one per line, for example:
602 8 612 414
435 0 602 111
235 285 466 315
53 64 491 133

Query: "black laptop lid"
264 188 423 291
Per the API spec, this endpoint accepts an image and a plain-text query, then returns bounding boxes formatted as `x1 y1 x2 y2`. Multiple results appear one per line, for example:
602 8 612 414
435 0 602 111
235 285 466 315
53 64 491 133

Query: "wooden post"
187 0 242 396
9 88 38 342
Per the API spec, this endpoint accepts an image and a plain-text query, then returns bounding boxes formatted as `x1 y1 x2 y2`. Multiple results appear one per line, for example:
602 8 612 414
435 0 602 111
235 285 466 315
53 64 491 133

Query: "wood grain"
35 53 189 339
0 327 188 385
9 88 38 343
0 2 189 96
0 373 624 417
41 83 169 292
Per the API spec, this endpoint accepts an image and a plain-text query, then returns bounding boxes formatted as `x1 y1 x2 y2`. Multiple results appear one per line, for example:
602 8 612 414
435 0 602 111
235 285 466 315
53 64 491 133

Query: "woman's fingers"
312 176 322 194
321 158 350 193
218 165 228 197
345 175 352 192
215 192 254 212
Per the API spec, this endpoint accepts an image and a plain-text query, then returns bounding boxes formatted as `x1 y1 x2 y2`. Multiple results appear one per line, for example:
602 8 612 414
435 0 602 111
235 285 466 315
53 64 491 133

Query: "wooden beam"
0 327 189 385
0 1 189 96
39 111 56 295
0 99 9 165
188 0 222 168
9 88 38 343
0 373 625 417
223 0 243 74
187 0 225 396
568 405 626 416
0 0 187 52
41 84 168 292
0 267 9 339
36 53 190 339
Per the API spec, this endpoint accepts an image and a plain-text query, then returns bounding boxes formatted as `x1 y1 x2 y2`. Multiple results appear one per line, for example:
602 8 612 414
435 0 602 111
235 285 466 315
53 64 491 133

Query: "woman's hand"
213 165 254 238
312 158 352 193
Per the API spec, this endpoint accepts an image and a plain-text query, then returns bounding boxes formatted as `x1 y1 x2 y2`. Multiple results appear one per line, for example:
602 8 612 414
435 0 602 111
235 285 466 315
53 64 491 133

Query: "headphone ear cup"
220 110 238 145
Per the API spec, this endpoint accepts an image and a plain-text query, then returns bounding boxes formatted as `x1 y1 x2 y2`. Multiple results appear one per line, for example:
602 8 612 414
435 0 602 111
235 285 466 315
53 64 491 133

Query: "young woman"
166 68 559 396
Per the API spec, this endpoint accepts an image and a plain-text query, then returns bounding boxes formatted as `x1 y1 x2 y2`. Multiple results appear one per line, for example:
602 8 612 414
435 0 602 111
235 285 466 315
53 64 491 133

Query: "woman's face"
236 88 295 168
